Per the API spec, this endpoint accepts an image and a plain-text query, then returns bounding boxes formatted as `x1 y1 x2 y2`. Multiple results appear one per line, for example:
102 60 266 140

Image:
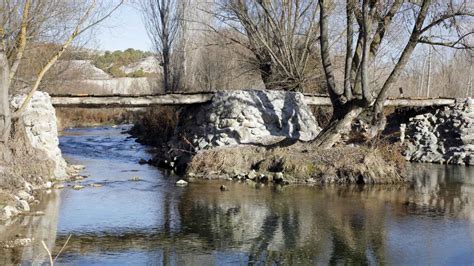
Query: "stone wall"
177 90 321 150
403 98 473 165
10 92 67 178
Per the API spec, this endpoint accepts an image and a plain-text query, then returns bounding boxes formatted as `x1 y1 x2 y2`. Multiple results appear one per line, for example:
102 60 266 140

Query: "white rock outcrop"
403 98 474 165
178 90 321 149
120 56 161 74
11 92 67 178
55 60 111 80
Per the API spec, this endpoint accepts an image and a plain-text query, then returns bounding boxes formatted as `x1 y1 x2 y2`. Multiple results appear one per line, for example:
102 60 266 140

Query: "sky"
90 3 153 52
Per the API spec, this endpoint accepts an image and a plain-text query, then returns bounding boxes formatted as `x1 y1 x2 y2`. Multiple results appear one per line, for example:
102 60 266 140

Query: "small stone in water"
72 175 86 181
176 180 188 186
72 165 85 170
72 185 85 190
220 185 229 191
53 183 65 189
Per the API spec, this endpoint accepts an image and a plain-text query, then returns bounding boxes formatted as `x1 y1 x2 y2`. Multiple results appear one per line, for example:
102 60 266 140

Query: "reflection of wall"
406 164 474 221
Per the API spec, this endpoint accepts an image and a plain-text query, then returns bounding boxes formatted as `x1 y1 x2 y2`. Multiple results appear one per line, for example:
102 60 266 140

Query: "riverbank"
187 143 405 185
130 91 472 185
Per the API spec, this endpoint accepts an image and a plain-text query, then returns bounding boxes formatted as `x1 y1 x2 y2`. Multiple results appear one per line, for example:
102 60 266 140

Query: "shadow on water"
0 125 473 265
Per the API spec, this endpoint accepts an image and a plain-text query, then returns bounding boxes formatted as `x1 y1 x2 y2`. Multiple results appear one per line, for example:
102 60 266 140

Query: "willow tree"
0 0 123 146
213 0 321 91
314 0 473 148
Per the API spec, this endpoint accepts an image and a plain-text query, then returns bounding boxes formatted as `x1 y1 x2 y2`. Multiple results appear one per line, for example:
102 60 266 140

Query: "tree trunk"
426 45 432 97
0 52 11 144
162 46 171 93
313 103 363 149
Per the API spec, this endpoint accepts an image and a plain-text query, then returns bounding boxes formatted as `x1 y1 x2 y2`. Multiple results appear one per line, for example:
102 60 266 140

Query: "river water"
1 125 473 265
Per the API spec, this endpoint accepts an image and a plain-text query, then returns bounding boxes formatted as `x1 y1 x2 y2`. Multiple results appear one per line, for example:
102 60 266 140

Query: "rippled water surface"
1 125 473 265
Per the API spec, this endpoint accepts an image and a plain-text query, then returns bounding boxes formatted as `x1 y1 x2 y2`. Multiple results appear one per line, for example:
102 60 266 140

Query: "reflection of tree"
179 200 237 247
177 184 390 264
8 165 471 264
176 168 473 264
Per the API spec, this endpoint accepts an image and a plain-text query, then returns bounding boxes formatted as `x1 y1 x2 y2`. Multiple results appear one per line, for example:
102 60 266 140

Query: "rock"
138 159 148 165
17 190 34 202
169 90 321 152
17 200 30 212
220 185 229 191
2 238 33 249
273 172 284 182
53 183 66 189
247 170 257 180
404 98 474 165
0 206 18 221
176 179 188 186
43 181 52 189
24 182 33 193
72 184 85 190
257 174 269 182
10 92 68 179
129 176 141 181
72 175 86 181
72 165 85 171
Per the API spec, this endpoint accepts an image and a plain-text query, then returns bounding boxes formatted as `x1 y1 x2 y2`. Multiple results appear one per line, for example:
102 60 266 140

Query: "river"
1 125 473 265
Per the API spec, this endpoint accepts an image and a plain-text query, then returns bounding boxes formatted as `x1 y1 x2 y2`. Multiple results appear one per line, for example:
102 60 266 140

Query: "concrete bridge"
50 92 457 108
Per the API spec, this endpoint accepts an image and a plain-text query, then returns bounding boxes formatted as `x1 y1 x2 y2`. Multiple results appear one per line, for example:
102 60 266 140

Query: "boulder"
403 98 474 165
10 92 67 178
175 90 321 150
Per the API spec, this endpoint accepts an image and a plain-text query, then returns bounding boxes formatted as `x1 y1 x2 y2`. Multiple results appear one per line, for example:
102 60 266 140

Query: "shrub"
128 106 180 147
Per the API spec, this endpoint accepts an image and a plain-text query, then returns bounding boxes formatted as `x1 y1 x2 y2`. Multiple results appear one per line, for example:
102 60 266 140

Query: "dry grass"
187 143 405 184
0 119 55 193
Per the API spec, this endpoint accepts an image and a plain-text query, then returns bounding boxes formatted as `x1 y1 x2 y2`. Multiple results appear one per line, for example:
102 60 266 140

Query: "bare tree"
314 0 473 148
212 0 321 91
0 0 124 145
140 0 187 92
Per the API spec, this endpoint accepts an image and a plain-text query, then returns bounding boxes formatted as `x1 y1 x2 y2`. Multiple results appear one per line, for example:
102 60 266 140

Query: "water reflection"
0 191 61 265
0 126 472 265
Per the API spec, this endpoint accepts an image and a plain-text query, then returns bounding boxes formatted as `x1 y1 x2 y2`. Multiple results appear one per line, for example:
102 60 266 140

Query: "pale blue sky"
91 3 153 52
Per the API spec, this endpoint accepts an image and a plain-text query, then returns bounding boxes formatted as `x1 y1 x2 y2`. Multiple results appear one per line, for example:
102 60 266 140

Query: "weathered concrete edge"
51 93 456 108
